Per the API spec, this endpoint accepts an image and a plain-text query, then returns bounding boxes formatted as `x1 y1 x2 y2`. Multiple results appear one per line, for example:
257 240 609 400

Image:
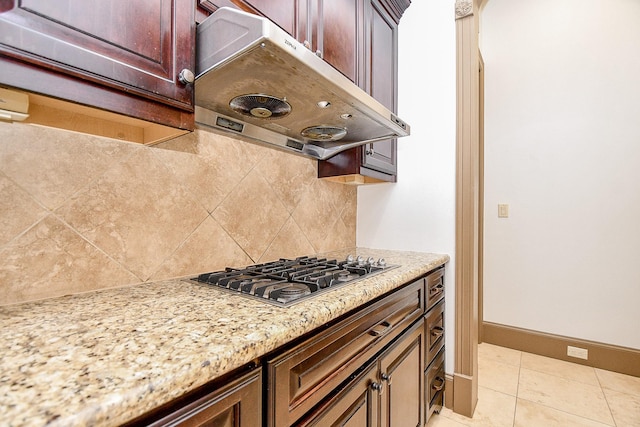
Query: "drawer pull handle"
431 326 444 338
369 321 392 337
370 381 384 394
432 376 445 391
429 284 443 295
381 373 392 384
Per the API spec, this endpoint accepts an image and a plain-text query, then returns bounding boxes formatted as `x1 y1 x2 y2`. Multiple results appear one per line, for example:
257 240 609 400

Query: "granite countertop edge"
0 248 449 427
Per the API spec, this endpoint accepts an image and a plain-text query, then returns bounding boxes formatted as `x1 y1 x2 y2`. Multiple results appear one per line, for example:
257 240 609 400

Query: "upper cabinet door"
299 0 362 83
361 0 398 175
0 0 194 111
318 0 405 182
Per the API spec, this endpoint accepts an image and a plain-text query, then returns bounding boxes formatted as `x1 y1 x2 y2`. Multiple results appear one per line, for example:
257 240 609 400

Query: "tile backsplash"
0 122 356 306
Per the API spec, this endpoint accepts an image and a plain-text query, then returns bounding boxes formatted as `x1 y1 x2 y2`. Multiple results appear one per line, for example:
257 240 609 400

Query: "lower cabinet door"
379 319 424 427
296 362 380 427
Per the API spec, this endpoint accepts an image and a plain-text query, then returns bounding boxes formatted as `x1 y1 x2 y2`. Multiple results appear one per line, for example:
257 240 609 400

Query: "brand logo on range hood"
284 39 297 50
193 7 410 160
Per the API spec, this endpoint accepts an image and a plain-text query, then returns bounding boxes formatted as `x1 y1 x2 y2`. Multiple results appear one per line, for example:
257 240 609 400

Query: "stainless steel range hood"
194 7 410 160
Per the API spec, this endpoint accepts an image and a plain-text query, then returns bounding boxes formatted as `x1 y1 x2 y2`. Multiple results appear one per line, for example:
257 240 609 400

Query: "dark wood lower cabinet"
127 266 446 427
423 268 446 424
296 319 424 427
266 278 424 427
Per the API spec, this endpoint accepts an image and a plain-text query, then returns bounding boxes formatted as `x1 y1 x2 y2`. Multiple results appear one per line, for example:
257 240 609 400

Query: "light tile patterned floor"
428 343 640 427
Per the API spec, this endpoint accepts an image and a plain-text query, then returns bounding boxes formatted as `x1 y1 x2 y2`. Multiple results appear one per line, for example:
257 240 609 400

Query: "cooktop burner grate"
190 255 398 307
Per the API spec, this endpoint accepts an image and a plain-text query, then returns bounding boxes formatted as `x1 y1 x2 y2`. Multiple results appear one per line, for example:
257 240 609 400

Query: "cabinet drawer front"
267 279 424 427
425 299 445 364
426 388 443 423
141 368 262 427
425 267 445 311
425 348 445 404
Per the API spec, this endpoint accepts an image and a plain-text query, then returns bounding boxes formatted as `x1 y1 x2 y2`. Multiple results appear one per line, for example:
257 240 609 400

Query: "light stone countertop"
0 248 449 427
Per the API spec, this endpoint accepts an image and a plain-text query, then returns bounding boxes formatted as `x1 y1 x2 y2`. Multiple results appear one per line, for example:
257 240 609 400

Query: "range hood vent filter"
230 94 291 119
301 125 347 142
194 7 410 160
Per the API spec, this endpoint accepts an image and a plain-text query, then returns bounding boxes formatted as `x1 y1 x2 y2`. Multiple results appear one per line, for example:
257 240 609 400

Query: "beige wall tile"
150 216 253 279
314 216 356 253
0 122 357 305
255 148 317 213
152 140 242 214
212 169 290 261
0 123 134 210
292 180 354 251
341 189 357 237
0 174 47 246
0 215 139 305
56 148 209 280
259 218 316 263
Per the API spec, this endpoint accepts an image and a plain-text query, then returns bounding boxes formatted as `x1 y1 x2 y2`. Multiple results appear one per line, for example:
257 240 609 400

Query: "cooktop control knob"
377 258 387 267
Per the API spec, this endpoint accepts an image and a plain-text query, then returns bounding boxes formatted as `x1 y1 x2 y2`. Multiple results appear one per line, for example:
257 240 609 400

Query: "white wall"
357 0 457 370
482 0 640 349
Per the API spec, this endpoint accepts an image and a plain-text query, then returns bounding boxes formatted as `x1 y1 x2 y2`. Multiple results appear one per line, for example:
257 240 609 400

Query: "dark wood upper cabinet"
0 0 409 158
0 0 195 131
318 0 409 184
362 0 399 176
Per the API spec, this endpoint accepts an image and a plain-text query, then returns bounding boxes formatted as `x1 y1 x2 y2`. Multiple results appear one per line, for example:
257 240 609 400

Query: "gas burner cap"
230 94 291 119
337 270 360 282
280 287 307 296
277 286 312 303
301 125 347 142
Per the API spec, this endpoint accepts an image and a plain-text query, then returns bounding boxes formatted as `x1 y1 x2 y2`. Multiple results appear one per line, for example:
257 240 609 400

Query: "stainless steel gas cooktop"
190 255 398 307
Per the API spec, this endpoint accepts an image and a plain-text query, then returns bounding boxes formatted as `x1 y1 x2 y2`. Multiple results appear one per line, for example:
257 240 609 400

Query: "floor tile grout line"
595 367 618 427
512 349 522 427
